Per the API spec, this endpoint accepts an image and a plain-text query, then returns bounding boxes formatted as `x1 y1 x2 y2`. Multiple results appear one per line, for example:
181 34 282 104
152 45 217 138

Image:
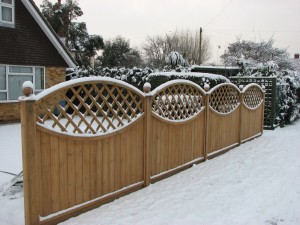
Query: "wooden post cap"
22 81 34 97
143 82 151 93
204 83 210 92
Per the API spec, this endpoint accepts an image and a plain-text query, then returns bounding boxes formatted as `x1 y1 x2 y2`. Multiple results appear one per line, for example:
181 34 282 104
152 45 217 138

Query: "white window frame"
0 0 15 28
0 64 45 103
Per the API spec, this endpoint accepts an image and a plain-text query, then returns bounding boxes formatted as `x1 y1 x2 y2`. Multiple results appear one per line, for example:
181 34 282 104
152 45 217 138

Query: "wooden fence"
19 78 265 225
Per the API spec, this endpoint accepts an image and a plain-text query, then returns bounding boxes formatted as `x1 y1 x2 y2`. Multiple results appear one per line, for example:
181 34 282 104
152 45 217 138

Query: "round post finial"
22 81 34 97
204 83 210 92
143 82 151 93
239 85 244 91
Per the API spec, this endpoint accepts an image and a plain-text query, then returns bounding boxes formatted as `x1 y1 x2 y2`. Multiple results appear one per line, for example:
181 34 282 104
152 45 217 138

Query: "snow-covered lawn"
0 121 299 225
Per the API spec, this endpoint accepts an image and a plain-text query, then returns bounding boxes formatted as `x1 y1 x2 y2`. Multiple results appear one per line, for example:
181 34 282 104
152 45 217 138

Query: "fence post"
204 84 210 161
238 85 244 144
143 83 152 187
19 82 39 225
261 85 266 134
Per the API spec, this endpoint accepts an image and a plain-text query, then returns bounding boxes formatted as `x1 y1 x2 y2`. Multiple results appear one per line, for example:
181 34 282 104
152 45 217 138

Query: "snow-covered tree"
40 0 104 67
143 29 211 68
221 37 295 70
165 51 189 68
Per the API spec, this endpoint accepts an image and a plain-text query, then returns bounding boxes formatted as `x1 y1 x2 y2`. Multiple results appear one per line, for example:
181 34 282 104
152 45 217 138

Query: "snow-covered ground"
0 121 299 225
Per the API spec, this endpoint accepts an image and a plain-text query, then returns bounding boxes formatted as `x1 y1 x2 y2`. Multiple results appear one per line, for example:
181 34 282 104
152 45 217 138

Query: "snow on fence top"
31 78 264 136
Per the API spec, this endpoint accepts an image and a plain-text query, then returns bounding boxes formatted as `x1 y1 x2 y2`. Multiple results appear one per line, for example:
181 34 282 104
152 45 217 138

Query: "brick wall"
46 67 66 88
0 66 66 122
0 102 20 122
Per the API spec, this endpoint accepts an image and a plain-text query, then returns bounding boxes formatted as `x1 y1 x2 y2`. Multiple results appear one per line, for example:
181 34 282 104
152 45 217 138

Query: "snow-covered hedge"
147 72 229 90
66 66 229 91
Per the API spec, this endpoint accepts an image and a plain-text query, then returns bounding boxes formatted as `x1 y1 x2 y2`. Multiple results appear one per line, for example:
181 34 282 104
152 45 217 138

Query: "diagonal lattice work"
36 81 144 134
152 83 205 121
209 84 240 113
243 85 263 109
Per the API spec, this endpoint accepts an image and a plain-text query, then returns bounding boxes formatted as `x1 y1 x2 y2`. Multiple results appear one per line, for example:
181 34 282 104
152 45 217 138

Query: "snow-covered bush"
165 51 189 68
147 72 229 90
236 59 300 125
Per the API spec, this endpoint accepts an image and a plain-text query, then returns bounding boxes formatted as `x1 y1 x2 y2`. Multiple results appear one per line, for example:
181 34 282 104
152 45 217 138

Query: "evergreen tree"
40 0 104 67
99 36 143 68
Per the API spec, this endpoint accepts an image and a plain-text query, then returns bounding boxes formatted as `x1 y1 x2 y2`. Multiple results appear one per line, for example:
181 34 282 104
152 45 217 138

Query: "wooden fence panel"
150 81 206 179
19 78 265 225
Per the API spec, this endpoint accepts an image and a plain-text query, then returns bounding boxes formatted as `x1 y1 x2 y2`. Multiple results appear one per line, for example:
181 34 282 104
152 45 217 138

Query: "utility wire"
204 0 233 28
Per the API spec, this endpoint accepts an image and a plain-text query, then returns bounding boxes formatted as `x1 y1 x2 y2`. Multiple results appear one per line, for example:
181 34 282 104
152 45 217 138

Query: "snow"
35 77 145 101
149 72 230 82
0 121 300 225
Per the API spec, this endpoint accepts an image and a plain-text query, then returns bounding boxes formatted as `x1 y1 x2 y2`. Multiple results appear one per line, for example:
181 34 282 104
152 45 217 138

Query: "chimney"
294 53 299 59
58 0 61 5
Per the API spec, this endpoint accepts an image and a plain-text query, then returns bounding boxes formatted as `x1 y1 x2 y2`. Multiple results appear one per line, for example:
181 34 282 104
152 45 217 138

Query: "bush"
147 72 229 90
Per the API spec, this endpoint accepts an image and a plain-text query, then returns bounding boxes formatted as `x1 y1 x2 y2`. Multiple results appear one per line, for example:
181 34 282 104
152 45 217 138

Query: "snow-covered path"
0 121 299 225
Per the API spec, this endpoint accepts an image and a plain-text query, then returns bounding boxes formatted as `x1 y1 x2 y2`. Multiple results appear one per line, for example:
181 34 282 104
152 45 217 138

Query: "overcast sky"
34 0 300 64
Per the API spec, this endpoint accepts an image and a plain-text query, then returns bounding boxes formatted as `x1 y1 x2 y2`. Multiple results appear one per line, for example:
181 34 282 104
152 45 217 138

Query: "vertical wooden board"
67 139 76 207
58 137 68 210
174 125 180 168
125 129 132 186
151 118 158 176
35 130 43 216
131 122 137 183
82 141 90 202
50 135 60 213
156 120 164 173
137 120 144 181
74 140 83 205
162 123 168 172
89 140 97 200
108 136 115 192
102 138 109 194
168 122 175 170
114 134 121 191
96 140 103 197
162 124 171 170
185 122 192 162
120 132 126 188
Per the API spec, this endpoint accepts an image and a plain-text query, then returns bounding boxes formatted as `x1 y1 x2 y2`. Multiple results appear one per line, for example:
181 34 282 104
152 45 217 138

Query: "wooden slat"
67 139 76 208
82 141 90 202
74 140 83 205
59 138 68 210
89 140 97 200
114 134 121 190
40 132 52 216
102 139 109 194
108 137 115 191
96 140 103 197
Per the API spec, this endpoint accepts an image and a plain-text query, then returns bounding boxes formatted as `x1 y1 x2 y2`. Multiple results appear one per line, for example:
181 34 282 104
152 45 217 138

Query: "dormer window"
0 0 14 27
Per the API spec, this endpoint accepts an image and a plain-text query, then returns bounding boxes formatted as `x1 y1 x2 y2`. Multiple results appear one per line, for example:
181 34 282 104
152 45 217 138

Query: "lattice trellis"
152 84 205 120
36 82 144 134
209 85 240 113
243 86 263 109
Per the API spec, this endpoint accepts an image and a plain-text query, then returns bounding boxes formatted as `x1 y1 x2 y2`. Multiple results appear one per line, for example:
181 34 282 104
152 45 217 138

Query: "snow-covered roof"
20 0 77 68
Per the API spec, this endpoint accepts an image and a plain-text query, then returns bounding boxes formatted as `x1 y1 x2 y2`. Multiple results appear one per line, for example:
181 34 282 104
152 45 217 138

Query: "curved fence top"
35 77 145 136
150 80 206 123
208 83 241 114
242 83 264 110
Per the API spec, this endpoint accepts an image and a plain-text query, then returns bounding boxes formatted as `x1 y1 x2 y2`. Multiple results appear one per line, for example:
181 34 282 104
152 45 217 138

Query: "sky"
33 0 300 64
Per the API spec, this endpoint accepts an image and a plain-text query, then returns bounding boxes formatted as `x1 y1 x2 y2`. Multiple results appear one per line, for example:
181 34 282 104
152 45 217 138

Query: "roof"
20 0 77 68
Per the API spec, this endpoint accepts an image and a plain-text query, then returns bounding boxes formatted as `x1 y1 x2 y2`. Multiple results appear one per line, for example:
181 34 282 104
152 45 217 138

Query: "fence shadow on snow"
19 78 265 225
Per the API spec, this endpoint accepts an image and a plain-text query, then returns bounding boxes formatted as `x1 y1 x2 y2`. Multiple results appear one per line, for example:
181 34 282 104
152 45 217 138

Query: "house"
0 0 76 122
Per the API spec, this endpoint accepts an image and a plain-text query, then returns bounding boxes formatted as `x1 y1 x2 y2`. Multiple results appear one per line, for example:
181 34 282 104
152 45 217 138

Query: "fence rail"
19 78 265 225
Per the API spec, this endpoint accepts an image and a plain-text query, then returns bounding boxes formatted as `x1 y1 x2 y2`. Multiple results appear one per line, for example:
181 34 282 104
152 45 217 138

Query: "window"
0 65 45 102
0 0 14 27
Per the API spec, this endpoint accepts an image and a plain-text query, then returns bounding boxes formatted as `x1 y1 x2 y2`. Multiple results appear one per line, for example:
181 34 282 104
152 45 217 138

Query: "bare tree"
143 29 211 68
